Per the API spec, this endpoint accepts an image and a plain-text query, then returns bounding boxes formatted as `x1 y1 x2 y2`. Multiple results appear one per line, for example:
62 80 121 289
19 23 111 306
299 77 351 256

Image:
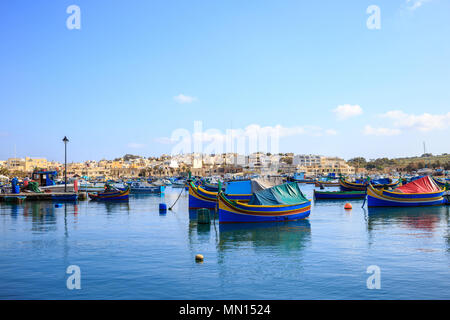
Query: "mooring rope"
168 186 185 211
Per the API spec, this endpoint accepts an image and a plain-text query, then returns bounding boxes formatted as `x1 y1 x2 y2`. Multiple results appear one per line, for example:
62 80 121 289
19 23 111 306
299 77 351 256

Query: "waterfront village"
1 152 448 181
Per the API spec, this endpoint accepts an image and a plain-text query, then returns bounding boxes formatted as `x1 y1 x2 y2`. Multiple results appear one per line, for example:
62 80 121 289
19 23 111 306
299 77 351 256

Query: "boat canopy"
249 182 308 205
225 180 252 194
225 177 285 195
395 176 440 193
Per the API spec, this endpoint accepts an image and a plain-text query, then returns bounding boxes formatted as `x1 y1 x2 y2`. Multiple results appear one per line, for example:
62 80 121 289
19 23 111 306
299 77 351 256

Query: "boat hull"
51 194 78 201
188 183 217 209
218 193 311 223
339 179 366 191
432 177 447 189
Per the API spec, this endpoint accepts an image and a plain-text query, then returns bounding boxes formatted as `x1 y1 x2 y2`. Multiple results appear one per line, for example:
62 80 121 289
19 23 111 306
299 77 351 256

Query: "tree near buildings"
0 167 9 176
348 157 367 168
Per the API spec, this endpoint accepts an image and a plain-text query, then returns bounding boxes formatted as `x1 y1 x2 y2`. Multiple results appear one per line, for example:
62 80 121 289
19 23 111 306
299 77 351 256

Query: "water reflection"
367 206 448 232
97 201 131 214
130 194 165 200
218 220 311 252
187 219 218 246
9 203 21 219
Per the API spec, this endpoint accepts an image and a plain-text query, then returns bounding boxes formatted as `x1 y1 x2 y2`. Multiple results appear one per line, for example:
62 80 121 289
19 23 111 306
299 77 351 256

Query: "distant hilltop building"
293 154 355 175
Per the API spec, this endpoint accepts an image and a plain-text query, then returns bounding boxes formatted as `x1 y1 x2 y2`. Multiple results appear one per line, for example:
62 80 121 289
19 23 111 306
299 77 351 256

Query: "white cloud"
406 0 431 10
332 104 363 120
173 94 197 104
363 125 401 136
381 110 450 132
154 137 175 145
127 142 146 149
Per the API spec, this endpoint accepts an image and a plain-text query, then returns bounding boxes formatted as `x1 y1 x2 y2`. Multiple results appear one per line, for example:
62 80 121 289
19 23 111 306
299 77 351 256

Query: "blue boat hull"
51 194 78 201
219 208 310 223
367 196 445 207
188 194 216 209
367 184 445 207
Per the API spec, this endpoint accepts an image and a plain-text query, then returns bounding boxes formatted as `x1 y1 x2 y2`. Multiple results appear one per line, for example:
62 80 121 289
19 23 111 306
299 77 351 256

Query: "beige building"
294 155 355 176
24 157 48 172
6 158 26 171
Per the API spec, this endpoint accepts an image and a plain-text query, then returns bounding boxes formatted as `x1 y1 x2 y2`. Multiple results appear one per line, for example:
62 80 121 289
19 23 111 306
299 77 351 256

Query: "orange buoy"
195 254 204 262
344 203 352 209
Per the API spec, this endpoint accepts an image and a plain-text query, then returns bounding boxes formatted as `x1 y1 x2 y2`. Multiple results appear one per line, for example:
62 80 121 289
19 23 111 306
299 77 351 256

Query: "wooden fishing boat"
432 177 448 190
340 178 399 192
218 182 311 223
88 187 129 201
339 179 367 191
125 182 165 194
367 176 445 207
314 190 366 200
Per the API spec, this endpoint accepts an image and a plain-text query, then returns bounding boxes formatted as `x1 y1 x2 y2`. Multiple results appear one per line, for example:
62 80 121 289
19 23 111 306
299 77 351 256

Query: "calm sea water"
1 185 449 300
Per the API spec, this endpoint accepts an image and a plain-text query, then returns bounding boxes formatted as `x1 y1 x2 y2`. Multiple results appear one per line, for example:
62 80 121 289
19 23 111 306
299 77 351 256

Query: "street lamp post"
63 136 69 192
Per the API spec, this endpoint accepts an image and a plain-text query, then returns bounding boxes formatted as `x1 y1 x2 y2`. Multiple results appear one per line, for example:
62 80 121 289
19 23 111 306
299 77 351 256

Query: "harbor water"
0 185 449 299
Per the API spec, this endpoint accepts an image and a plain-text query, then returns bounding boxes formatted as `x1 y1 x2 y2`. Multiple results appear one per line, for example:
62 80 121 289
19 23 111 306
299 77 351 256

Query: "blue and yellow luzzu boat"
218 182 311 223
432 177 448 190
339 178 399 192
367 176 445 207
88 187 130 201
188 181 218 209
188 180 253 210
189 179 255 209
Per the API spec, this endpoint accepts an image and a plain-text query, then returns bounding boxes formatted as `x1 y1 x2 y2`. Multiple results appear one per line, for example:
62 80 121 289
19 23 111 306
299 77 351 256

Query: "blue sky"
0 0 449 162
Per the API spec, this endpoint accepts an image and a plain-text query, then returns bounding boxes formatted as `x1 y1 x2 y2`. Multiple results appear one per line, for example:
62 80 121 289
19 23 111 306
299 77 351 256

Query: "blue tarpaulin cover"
225 180 252 194
371 178 391 185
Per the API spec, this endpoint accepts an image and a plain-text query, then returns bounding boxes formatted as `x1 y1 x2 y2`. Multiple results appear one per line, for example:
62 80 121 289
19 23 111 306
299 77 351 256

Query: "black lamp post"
63 136 69 192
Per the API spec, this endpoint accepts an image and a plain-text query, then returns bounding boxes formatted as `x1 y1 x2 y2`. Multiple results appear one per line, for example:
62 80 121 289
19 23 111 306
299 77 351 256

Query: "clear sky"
1 0 449 162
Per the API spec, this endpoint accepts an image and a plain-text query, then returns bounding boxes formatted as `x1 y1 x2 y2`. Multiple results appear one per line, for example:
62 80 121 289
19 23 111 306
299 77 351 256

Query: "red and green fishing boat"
367 176 445 207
